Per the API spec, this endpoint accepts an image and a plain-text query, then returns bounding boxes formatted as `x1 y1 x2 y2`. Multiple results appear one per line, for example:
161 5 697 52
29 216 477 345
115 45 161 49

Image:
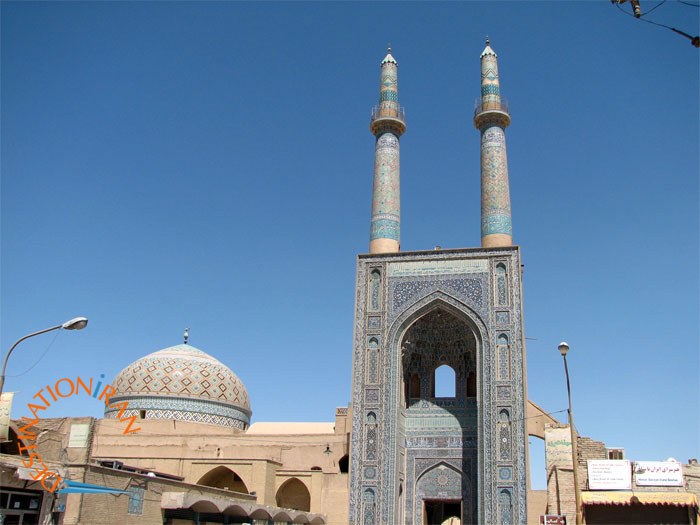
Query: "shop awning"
57 480 130 495
582 491 698 507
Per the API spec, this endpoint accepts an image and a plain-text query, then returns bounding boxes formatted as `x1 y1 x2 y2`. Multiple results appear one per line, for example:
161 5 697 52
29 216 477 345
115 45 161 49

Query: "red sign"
540 515 566 525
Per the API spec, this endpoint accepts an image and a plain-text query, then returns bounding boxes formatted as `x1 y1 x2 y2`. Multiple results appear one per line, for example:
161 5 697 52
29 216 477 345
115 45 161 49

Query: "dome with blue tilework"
105 344 251 430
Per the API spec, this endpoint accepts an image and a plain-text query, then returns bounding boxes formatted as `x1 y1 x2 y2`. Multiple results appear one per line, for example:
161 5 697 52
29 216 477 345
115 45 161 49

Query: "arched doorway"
196 466 248 493
416 463 463 525
276 477 311 512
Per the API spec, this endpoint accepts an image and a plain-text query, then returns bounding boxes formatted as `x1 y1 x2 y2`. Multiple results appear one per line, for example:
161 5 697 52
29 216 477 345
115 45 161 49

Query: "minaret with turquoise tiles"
369 46 406 254
474 39 513 248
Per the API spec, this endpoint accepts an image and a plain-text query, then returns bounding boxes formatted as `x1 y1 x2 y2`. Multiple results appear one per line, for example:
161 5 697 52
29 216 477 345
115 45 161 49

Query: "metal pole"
563 354 582 525
0 324 63 397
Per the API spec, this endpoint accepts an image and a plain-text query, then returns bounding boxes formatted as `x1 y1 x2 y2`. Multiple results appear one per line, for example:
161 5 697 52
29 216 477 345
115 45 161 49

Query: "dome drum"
104 394 251 430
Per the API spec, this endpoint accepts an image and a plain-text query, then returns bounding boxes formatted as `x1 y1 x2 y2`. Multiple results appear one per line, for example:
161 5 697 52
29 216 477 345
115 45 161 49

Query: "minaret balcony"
473 98 509 116
473 98 511 129
370 105 406 136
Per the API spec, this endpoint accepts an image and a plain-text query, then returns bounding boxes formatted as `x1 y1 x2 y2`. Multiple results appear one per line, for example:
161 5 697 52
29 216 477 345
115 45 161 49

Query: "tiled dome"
104 344 251 430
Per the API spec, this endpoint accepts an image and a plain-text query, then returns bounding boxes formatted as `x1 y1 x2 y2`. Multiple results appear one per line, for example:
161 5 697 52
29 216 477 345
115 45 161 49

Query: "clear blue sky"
2 1 698 489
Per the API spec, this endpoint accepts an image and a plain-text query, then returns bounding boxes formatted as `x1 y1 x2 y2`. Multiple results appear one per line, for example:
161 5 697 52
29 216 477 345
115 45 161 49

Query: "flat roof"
246 422 334 435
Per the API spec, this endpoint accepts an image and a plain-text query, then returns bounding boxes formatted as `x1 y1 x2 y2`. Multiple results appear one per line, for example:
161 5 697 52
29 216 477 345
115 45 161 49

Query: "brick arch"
196 466 249 494
276 477 311 512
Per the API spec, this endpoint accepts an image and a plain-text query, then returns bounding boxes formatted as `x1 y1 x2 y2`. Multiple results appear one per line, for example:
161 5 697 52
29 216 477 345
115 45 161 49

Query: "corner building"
349 43 527 524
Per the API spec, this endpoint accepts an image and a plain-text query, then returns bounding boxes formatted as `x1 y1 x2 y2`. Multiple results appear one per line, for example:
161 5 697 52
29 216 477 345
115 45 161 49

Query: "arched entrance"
196 466 249 494
416 463 464 525
400 304 479 524
276 477 311 512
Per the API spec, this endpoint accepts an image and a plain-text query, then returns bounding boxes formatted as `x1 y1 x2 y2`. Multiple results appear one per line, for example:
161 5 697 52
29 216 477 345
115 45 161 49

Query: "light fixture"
62 317 88 330
558 341 569 357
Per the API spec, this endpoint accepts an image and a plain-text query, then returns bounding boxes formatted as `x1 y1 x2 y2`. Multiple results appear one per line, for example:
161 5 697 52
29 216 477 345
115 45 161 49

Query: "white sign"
634 461 684 486
68 423 90 448
0 392 15 442
588 460 631 490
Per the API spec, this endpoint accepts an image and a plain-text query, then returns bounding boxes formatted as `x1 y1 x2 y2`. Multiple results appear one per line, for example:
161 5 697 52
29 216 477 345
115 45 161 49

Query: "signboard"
588 459 631 490
545 427 573 468
68 423 90 447
0 392 15 442
634 461 684 486
540 516 567 525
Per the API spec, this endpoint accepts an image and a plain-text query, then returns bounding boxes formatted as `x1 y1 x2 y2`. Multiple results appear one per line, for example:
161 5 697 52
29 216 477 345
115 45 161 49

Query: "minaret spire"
369 45 406 254
474 39 513 248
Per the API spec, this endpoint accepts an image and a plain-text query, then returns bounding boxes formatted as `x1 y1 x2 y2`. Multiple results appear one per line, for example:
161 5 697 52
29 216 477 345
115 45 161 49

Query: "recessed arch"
400 301 478 405
416 461 463 483
387 293 486 525
392 293 487 346
196 466 249 494
338 454 349 473
276 477 311 512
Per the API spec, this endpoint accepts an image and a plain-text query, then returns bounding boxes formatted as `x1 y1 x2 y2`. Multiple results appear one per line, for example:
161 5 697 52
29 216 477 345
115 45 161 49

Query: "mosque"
1 43 698 525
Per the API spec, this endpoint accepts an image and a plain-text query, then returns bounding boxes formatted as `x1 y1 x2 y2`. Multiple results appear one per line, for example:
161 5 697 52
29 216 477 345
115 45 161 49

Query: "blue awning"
57 480 130 495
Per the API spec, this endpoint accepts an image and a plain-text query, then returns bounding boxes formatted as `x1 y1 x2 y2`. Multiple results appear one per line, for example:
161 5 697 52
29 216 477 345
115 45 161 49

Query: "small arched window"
433 364 456 398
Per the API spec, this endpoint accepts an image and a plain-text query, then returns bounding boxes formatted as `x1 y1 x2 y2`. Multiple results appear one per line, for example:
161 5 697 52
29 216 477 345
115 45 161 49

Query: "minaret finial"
486 36 490 46
183 327 189 344
387 42 392 53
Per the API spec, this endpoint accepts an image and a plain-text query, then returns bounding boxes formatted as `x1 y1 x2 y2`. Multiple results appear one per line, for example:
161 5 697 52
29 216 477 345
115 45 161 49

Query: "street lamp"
558 341 582 525
0 317 89 396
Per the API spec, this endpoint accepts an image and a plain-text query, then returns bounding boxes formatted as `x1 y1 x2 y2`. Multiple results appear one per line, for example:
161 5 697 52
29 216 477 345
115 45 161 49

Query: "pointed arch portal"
276 477 311 512
398 304 479 525
196 466 249 494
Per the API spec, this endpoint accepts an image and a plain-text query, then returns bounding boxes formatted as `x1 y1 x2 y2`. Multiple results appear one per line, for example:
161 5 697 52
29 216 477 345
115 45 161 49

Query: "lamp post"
558 341 582 525
0 317 88 397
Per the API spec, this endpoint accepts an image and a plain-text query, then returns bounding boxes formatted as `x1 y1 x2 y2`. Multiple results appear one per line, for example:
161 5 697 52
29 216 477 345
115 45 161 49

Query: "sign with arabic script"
545 427 573 468
634 461 684 486
389 259 488 277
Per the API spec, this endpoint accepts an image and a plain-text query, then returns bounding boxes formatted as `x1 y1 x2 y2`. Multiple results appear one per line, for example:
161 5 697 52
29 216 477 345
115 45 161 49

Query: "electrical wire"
615 1 700 45
641 0 668 16
676 0 700 6
6 330 62 377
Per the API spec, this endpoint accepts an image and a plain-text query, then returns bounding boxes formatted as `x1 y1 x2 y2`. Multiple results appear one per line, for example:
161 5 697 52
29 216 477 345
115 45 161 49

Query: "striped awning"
582 491 698 507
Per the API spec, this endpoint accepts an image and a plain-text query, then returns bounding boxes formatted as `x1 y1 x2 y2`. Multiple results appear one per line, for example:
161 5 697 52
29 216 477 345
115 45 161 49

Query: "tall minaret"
369 46 406 254
474 39 513 248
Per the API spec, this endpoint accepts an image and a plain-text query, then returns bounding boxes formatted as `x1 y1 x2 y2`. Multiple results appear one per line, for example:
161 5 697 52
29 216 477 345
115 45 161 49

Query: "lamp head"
558 341 570 357
62 317 88 330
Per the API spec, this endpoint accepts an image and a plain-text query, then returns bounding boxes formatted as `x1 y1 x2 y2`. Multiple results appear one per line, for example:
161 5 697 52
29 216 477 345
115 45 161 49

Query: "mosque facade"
2 43 699 525
348 43 527 525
